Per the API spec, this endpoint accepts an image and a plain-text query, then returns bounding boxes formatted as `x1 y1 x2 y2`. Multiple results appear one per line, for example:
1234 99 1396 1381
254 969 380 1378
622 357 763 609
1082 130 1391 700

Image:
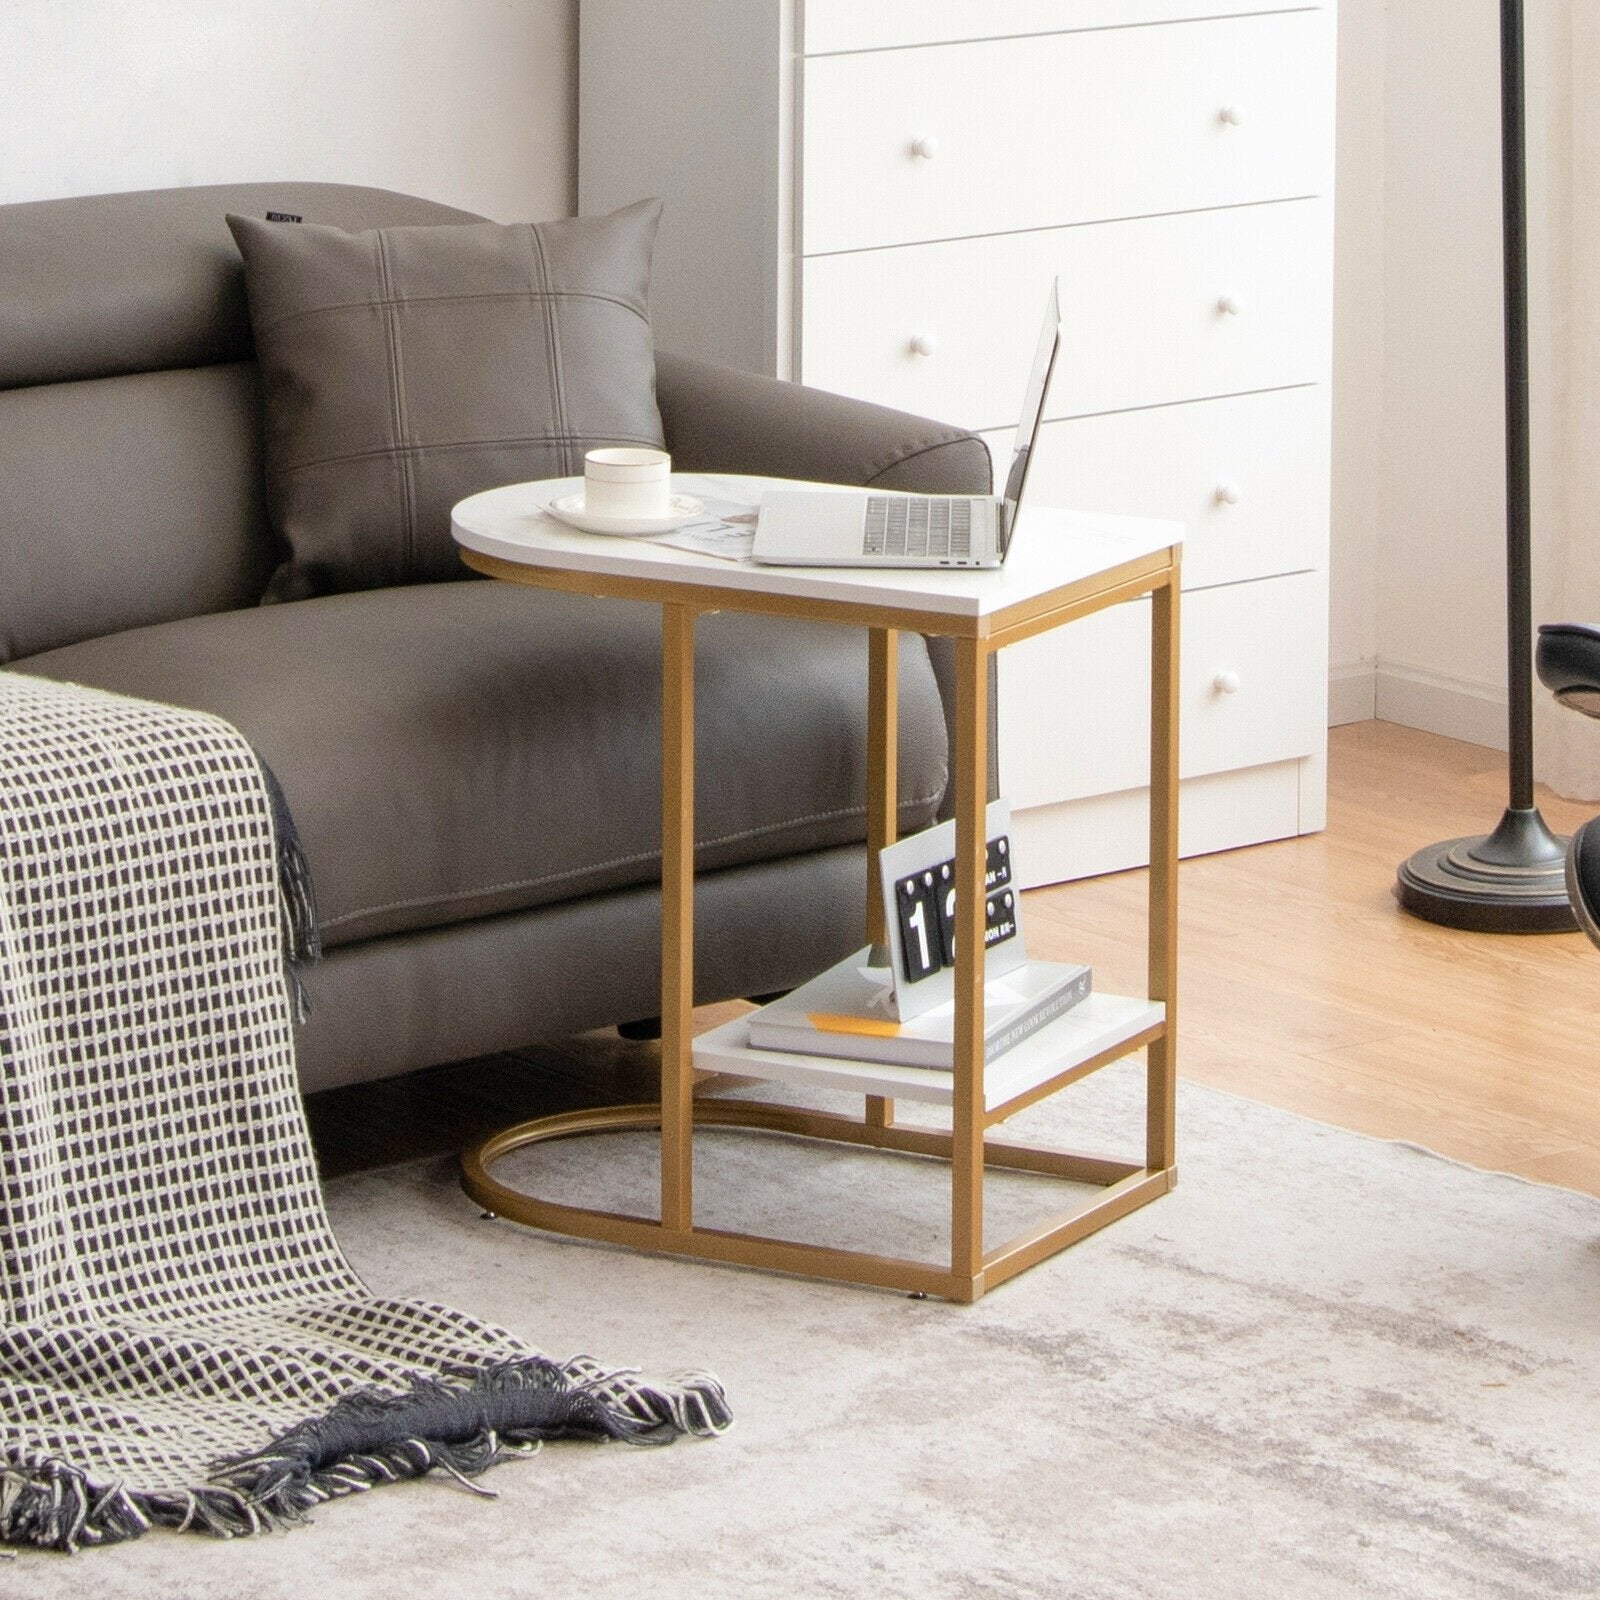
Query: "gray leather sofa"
0 183 991 1095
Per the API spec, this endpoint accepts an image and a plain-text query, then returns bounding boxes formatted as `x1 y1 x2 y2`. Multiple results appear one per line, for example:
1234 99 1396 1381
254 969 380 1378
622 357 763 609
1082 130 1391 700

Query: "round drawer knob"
1215 481 1242 506
1213 670 1242 695
911 134 940 160
1217 294 1244 317
1219 105 1247 127
909 333 939 357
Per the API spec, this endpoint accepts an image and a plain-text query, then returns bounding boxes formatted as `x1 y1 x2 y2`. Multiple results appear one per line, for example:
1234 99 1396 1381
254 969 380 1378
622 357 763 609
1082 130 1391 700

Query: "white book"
746 948 1091 1070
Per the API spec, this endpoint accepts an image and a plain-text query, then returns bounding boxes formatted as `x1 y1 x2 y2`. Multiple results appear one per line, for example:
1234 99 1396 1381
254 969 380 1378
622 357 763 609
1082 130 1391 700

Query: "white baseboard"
1328 662 1376 726
1373 663 1507 752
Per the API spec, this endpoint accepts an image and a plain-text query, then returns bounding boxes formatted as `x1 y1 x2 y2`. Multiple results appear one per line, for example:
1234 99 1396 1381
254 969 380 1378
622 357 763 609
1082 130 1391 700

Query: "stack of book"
746 947 1091 1071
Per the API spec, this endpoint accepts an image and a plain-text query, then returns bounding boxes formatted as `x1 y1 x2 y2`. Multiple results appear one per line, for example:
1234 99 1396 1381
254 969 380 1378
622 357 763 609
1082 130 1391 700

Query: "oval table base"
459 1099 1176 1303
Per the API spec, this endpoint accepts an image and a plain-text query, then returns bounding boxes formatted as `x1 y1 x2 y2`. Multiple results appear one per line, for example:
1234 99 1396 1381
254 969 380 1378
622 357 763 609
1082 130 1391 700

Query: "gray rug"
15 1064 1600 1599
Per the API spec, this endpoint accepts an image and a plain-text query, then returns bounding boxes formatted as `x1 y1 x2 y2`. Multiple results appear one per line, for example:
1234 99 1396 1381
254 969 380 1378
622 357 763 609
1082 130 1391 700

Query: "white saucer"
544 492 705 537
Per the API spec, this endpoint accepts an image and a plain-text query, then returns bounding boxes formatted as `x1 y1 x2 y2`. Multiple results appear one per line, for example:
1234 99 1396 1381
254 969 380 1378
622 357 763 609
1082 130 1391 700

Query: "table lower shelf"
693 991 1166 1112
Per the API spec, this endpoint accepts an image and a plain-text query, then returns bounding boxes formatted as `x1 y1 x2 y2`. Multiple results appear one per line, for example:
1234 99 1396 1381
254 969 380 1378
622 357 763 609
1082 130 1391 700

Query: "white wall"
1371 0 1512 748
1337 0 1584 776
1329 0 1512 744
0 0 576 222
1328 0 1388 723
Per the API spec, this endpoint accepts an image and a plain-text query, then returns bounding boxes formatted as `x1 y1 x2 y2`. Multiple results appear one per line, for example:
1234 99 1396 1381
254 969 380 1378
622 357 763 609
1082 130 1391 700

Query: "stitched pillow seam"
278 432 663 476
373 233 419 580
525 226 572 474
249 287 651 339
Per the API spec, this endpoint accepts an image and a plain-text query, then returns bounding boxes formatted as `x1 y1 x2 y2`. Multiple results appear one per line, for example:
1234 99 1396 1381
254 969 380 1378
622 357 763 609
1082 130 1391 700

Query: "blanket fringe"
0 1357 730 1553
0 1460 296 1551
253 751 322 1023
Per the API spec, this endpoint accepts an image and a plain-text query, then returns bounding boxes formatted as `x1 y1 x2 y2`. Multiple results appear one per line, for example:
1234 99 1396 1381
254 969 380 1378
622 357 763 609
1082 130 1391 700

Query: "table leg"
1147 574 1180 1174
866 628 899 1131
951 634 990 1289
661 602 697 1232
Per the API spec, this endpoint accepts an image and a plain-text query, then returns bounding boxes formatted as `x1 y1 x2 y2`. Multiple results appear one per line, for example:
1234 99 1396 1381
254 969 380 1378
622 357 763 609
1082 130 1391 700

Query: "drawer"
980 388 1332 590
801 11 1333 255
1010 759 1311 887
804 1 1316 55
801 199 1333 431
996 571 1327 809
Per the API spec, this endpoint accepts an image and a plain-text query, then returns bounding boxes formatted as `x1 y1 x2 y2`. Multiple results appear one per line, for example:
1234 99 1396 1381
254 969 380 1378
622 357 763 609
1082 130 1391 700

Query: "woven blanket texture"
0 675 728 1553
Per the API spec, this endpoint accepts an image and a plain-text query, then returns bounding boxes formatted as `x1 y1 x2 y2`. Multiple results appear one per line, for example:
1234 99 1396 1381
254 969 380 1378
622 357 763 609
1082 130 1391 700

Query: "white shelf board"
694 992 1165 1111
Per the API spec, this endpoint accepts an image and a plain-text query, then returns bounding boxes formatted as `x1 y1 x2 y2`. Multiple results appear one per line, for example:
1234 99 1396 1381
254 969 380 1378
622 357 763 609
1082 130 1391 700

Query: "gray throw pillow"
227 200 664 600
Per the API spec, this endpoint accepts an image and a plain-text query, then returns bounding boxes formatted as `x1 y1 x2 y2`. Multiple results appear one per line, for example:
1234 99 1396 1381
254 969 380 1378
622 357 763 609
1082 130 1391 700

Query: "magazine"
653 497 759 561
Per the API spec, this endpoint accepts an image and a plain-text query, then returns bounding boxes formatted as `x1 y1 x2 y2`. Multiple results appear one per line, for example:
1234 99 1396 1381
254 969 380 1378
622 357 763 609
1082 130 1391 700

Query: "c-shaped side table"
451 474 1181 1303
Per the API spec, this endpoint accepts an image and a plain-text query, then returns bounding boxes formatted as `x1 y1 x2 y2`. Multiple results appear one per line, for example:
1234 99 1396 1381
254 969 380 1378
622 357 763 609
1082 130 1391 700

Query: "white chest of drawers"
580 0 1337 886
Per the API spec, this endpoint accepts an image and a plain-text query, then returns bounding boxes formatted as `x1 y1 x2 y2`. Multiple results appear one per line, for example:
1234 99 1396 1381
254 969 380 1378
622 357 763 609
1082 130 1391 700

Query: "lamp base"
1395 807 1575 932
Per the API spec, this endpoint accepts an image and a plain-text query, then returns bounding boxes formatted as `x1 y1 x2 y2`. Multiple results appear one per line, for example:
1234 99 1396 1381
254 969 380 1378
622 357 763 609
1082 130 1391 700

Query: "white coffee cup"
584 447 671 520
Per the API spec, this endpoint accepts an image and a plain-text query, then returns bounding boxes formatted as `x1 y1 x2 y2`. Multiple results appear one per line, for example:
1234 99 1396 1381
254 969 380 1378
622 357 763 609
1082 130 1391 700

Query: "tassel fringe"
0 1357 730 1553
253 751 322 1024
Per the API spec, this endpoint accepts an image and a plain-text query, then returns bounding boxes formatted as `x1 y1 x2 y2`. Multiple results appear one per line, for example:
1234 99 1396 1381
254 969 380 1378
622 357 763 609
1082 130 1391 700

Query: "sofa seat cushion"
13 581 948 951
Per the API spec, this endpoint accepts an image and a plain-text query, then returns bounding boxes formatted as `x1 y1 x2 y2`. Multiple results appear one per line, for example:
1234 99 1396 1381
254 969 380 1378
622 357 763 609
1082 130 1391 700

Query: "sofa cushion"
0 182 485 391
13 581 948 952
227 202 665 601
0 365 275 664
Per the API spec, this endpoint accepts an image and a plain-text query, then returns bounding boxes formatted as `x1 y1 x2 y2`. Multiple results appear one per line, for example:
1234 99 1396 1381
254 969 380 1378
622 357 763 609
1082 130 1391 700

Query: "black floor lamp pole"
1394 0 1576 932
1503 0 1537 814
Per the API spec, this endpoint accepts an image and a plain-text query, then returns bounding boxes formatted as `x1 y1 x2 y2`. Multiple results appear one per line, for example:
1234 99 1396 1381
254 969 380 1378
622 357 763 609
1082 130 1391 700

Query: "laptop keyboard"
863 495 974 560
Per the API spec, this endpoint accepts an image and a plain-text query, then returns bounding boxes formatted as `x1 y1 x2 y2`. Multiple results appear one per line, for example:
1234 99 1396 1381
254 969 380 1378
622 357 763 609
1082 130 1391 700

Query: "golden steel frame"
458 542 1181 1302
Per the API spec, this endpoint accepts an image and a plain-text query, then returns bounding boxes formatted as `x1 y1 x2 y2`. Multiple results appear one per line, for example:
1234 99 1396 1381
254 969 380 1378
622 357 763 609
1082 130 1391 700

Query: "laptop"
750 279 1062 569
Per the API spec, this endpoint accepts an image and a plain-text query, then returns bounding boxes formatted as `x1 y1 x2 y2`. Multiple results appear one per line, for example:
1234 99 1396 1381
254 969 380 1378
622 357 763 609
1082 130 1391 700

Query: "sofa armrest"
655 351 993 495
656 350 996 820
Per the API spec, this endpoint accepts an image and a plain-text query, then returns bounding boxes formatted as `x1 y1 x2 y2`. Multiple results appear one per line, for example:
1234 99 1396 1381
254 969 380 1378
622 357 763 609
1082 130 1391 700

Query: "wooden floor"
1025 719 1600 1195
307 720 1600 1197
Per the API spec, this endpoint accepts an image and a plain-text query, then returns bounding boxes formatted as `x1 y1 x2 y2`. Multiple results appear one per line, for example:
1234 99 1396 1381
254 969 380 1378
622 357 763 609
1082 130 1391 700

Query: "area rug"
9 1054 1595 1597
0 675 726 1554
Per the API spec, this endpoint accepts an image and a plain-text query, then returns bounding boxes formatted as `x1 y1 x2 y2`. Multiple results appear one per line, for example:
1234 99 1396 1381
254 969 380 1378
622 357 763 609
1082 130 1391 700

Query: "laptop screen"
1000 279 1063 540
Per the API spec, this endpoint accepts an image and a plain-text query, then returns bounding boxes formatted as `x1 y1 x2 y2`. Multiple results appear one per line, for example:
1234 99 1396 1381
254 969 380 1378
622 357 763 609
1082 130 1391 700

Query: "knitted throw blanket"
0 675 728 1553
